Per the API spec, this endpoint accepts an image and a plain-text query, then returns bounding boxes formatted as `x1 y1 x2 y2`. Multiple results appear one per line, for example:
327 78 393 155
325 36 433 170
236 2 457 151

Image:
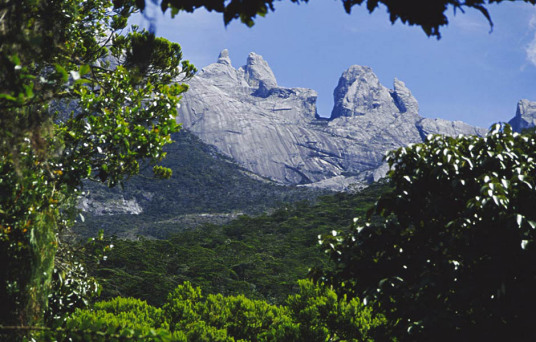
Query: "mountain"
74 130 327 239
508 99 536 132
178 50 486 191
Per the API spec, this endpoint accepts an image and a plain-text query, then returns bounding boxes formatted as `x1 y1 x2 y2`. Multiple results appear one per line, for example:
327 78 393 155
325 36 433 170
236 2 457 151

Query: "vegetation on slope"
82 182 390 306
75 130 329 239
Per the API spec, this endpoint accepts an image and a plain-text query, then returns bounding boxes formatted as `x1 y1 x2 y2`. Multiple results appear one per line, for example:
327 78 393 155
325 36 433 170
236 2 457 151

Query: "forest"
2 0 536 341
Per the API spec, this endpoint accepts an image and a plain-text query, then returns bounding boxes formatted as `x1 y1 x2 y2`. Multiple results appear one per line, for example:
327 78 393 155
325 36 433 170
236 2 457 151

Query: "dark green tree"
0 0 194 335
322 124 536 340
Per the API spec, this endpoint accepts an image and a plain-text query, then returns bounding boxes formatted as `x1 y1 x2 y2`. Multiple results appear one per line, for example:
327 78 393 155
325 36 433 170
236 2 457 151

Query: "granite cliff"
508 99 536 132
178 50 486 191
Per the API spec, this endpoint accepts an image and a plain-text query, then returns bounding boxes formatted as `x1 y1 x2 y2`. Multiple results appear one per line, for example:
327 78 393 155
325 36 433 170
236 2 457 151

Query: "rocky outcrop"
178 50 486 190
508 99 536 132
243 51 277 89
331 65 399 118
392 78 419 115
78 194 143 215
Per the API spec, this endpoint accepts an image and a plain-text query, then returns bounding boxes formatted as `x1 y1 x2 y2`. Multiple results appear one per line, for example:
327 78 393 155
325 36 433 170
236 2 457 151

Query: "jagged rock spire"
178 52 486 191
217 49 232 66
392 78 419 115
508 99 536 132
243 52 277 89
330 65 398 119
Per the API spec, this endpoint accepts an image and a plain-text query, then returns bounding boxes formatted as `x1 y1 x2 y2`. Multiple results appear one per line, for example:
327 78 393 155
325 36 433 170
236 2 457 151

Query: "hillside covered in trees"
74 129 329 239
81 183 389 306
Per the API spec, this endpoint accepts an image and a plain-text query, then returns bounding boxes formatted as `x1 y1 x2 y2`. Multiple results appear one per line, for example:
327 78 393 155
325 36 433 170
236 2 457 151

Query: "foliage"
54 280 388 341
82 183 388 306
117 0 536 38
0 0 194 333
0 140 65 329
285 279 389 341
51 297 183 341
45 244 101 327
322 125 536 340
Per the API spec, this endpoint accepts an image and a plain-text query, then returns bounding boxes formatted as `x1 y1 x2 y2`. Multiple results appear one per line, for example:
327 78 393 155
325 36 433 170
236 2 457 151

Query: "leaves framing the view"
0 0 194 333
118 0 536 38
321 125 536 340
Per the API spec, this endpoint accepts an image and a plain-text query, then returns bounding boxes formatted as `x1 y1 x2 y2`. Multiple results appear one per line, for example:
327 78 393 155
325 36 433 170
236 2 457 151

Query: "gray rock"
78 194 142 215
392 78 419 115
331 65 398 119
241 52 277 89
178 50 487 191
508 99 536 132
417 118 486 139
217 49 232 66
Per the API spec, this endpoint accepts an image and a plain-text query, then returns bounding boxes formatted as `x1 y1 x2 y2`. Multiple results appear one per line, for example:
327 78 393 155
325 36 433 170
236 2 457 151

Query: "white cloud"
526 12 536 67
527 34 536 66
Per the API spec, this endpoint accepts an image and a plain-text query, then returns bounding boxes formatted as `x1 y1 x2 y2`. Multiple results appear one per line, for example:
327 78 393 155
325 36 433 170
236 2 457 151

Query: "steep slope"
74 129 327 239
508 99 536 132
178 50 486 190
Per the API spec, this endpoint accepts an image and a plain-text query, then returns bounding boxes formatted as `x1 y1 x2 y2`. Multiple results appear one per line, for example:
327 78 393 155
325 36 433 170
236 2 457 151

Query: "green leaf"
0 93 17 101
23 83 34 98
55 64 69 82
79 64 91 76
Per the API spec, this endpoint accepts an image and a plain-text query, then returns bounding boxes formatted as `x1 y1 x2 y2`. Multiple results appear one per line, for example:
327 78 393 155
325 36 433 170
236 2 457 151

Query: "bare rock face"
217 49 232 66
417 118 484 138
392 78 419 115
78 194 143 215
508 99 536 132
242 52 278 89
178 50 486 190
331 66 398 118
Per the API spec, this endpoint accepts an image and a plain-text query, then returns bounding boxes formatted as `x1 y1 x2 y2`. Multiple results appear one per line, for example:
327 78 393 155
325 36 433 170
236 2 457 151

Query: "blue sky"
133 1 536 128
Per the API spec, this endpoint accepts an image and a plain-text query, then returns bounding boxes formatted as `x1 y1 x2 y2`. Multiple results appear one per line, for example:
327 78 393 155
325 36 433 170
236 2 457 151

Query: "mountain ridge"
178 50 486 191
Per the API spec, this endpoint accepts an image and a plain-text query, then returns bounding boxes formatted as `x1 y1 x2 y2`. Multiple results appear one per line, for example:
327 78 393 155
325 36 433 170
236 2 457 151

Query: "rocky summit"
508 99 536 132
178 50 486 191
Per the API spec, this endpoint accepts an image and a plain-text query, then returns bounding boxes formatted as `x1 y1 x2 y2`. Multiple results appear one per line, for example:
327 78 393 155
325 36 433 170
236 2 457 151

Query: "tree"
321 124 536 340
57 280 388 341
0 0 194 335
116 0 536 38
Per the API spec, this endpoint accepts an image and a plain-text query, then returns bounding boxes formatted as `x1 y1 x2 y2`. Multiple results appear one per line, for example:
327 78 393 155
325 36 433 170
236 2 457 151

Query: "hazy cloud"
527 34 536 66
526 12 536 67
452 14 489 33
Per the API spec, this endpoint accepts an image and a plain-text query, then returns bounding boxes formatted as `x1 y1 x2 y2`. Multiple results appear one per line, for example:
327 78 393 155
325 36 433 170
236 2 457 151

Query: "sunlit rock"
508 99 536 132
178 50 486 190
